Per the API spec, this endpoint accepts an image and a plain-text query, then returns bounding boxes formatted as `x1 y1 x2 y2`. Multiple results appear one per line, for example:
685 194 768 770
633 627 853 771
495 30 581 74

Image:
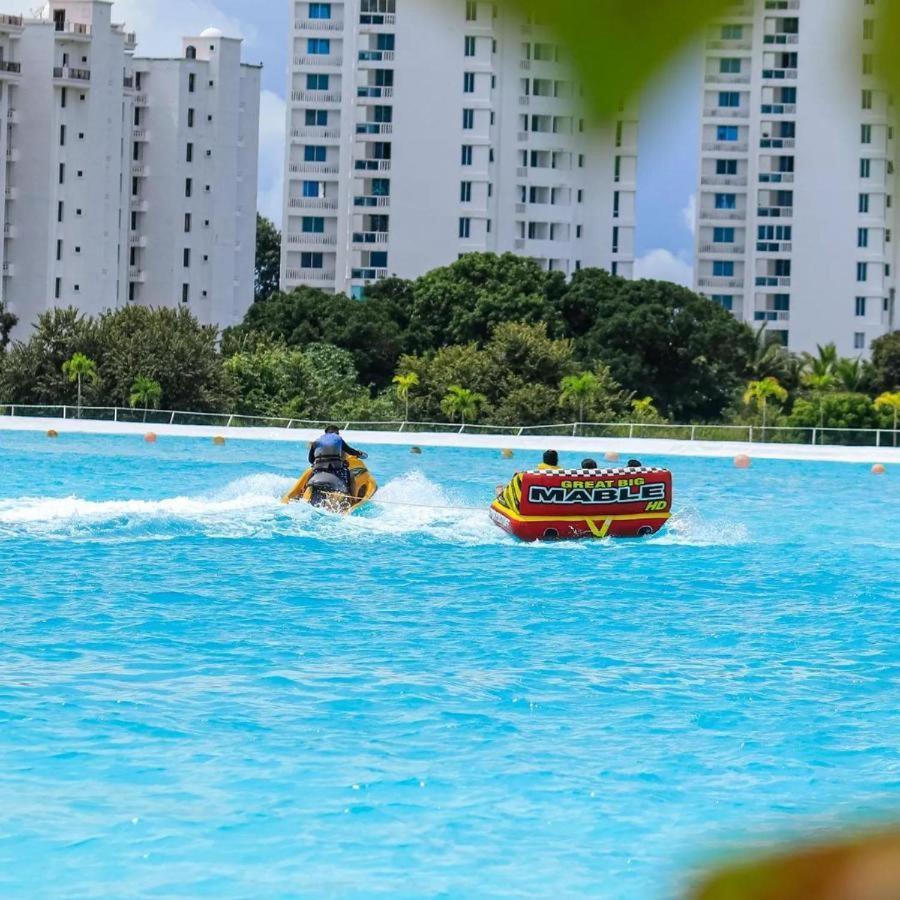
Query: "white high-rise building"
694 0 896 357
282 0 637 297
0 0 261 336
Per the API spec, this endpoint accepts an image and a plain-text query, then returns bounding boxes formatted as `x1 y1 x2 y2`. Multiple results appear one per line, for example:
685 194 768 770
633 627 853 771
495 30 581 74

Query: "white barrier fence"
1 404 898 448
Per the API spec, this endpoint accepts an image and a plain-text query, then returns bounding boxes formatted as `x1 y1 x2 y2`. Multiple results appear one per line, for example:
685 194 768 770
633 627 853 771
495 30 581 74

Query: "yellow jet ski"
281 454 378 515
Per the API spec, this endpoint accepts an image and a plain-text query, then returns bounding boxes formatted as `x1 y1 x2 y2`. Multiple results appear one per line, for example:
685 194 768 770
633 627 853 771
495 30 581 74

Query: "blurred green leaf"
498 0 732 120
695 829 900 900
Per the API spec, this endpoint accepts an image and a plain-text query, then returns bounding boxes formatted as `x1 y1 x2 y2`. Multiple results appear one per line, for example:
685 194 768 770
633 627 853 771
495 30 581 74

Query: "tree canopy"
254 214 282 305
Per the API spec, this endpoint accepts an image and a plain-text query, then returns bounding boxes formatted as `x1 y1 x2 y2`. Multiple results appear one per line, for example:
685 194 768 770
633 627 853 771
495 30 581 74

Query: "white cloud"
257 91 286 228
682 193 697 237
634 249 693 287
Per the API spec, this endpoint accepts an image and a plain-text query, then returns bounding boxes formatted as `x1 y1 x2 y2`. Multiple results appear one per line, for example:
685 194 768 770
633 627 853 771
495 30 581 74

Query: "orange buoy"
212 436 226 446
872 463 887 475
46 429 59 439
734 453 751 469
604 451 620 463
501 448 514 459
144 432 157 444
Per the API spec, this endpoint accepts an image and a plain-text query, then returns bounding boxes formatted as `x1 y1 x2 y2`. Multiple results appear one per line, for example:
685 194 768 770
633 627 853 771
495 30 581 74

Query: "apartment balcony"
762 68 798 79
358 13 396 28
294 19 344 32
133 128 149 141
358 50 395 63
351 267 388 280
755 276 792 287
128 234 147 247
124 31 137 49
705 38 752 50
357 85 393 99
353 195 391 208
700 174 748 186
757 205 794 217
704 71 750 84
700 208 745 220
356 122 393 135
285 268 337 282
760 137 796 149
54 21 92 39
285 232 338 246
131 163 147 176
718 0 754 16
754 310 790 322
352 231 389 245
703 106 750 119
289 162 340 175
0 61 21 79
354 158 391 172
702 141 749 152
6 108 19 124
294 54 343 68
292 126 341 140
2 262 14 276
4 223 15 238
130 198 149 212
699 242 743 255
0 13 23 31
128 267 146 282
758 172 794 184
697 276 744 288
4 186 16 200
123 75 134 89
53 66 91 84
766 0 800 8
760 103 797 115
763 33 799 45
134 93 148 105
287 196 339 210
756 241 792 253
291 89 341 104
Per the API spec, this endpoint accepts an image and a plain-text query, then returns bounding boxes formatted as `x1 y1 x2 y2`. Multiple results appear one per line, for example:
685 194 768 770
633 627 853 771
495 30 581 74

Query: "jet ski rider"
308 425 368 493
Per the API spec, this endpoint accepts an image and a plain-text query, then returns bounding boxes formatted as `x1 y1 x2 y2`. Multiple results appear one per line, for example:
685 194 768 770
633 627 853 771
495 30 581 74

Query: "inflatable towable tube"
490 466 673 541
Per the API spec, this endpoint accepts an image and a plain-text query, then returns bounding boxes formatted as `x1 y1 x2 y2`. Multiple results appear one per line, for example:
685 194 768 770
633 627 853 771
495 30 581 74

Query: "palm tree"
802 343 839 378
441 385 486 426
559 372 600 422
129 376 163 423
875 392 900 446
748 323 791 382
392 372 419 422
834 356 866 392
743 377 788 434
802 372 837 435
62 352 98 417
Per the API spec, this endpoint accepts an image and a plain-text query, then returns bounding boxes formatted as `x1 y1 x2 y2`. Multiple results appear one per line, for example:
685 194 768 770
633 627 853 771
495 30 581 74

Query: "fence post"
628 424 634 439
169 411 176 425
876 429 881 448
399 421 405 433
459 424 465 434
62 406 67 420
690 425 696 441
811 427 816 446
227 415 234 428
572 422 577 437
748 426 753 443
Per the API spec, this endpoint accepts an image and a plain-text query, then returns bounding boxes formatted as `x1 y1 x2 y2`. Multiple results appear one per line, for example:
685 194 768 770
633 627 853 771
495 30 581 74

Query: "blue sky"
113 0 701 284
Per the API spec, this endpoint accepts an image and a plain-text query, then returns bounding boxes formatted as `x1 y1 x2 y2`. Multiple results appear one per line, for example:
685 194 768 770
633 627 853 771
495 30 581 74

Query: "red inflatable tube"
490 467 673 541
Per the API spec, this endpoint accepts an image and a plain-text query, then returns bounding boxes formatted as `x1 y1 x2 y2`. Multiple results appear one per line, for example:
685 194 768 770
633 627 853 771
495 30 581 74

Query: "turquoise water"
1 431 898 898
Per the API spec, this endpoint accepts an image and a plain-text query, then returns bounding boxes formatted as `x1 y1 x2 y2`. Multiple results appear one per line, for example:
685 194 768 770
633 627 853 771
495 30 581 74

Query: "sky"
112 0 701 286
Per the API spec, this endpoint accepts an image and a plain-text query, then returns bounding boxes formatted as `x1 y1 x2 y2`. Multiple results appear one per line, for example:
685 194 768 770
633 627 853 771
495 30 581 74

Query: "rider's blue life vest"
316 433 343 454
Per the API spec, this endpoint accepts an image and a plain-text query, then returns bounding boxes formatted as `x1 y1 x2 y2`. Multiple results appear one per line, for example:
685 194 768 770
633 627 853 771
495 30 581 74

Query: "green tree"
0 300 16 349
834 356 868 393
869 331 900 393
129 376 163 422
441 385 486 425
631 396 666 424
743 377 788 433
559 372 600 421
802 343 839 378
392 372 419 421
62 352 98 415
255 214 282 304
874 391 900 445
559 269 755 421
802 372 838 433
789 392 879 434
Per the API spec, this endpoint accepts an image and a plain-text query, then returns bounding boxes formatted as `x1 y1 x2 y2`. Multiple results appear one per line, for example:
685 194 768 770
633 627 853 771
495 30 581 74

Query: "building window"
857 261 868 281
186 142 193 163
460 181 472 202
465 0 477 21
184 213 192 232
712 260 734 277
55 278 61 299
719 57 741 74
306 73 330 90
856 296 866 317
860 158 871 178
302 180 321 197
182 284 190 303
57 201 64 222
185 178 193 197
716 125 739 141
858 227 869 247
462 108 474 129
58 163 65 185
464 36 476 57
307 37 331 54
713 226 735 243
302 216 325 233
301 252 324 269
304 145 327 162
463 72 475 93
861 124 872 144
309 3 331 19
183 248 191 267
712 294 733 310
718 91 740 108
862 88 873 109
306 109 327 126
187 108 195 127
864 18 875 40
859 193 870 212
461 145 473 165
716 158 738 175
459 217 471 238
854 332 866 349
188 73 195 93
714 192 736 209
863 54 874 75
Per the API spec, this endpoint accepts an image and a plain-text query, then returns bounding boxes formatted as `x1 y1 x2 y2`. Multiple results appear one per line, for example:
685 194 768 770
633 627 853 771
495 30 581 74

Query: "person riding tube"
537 450 561 471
